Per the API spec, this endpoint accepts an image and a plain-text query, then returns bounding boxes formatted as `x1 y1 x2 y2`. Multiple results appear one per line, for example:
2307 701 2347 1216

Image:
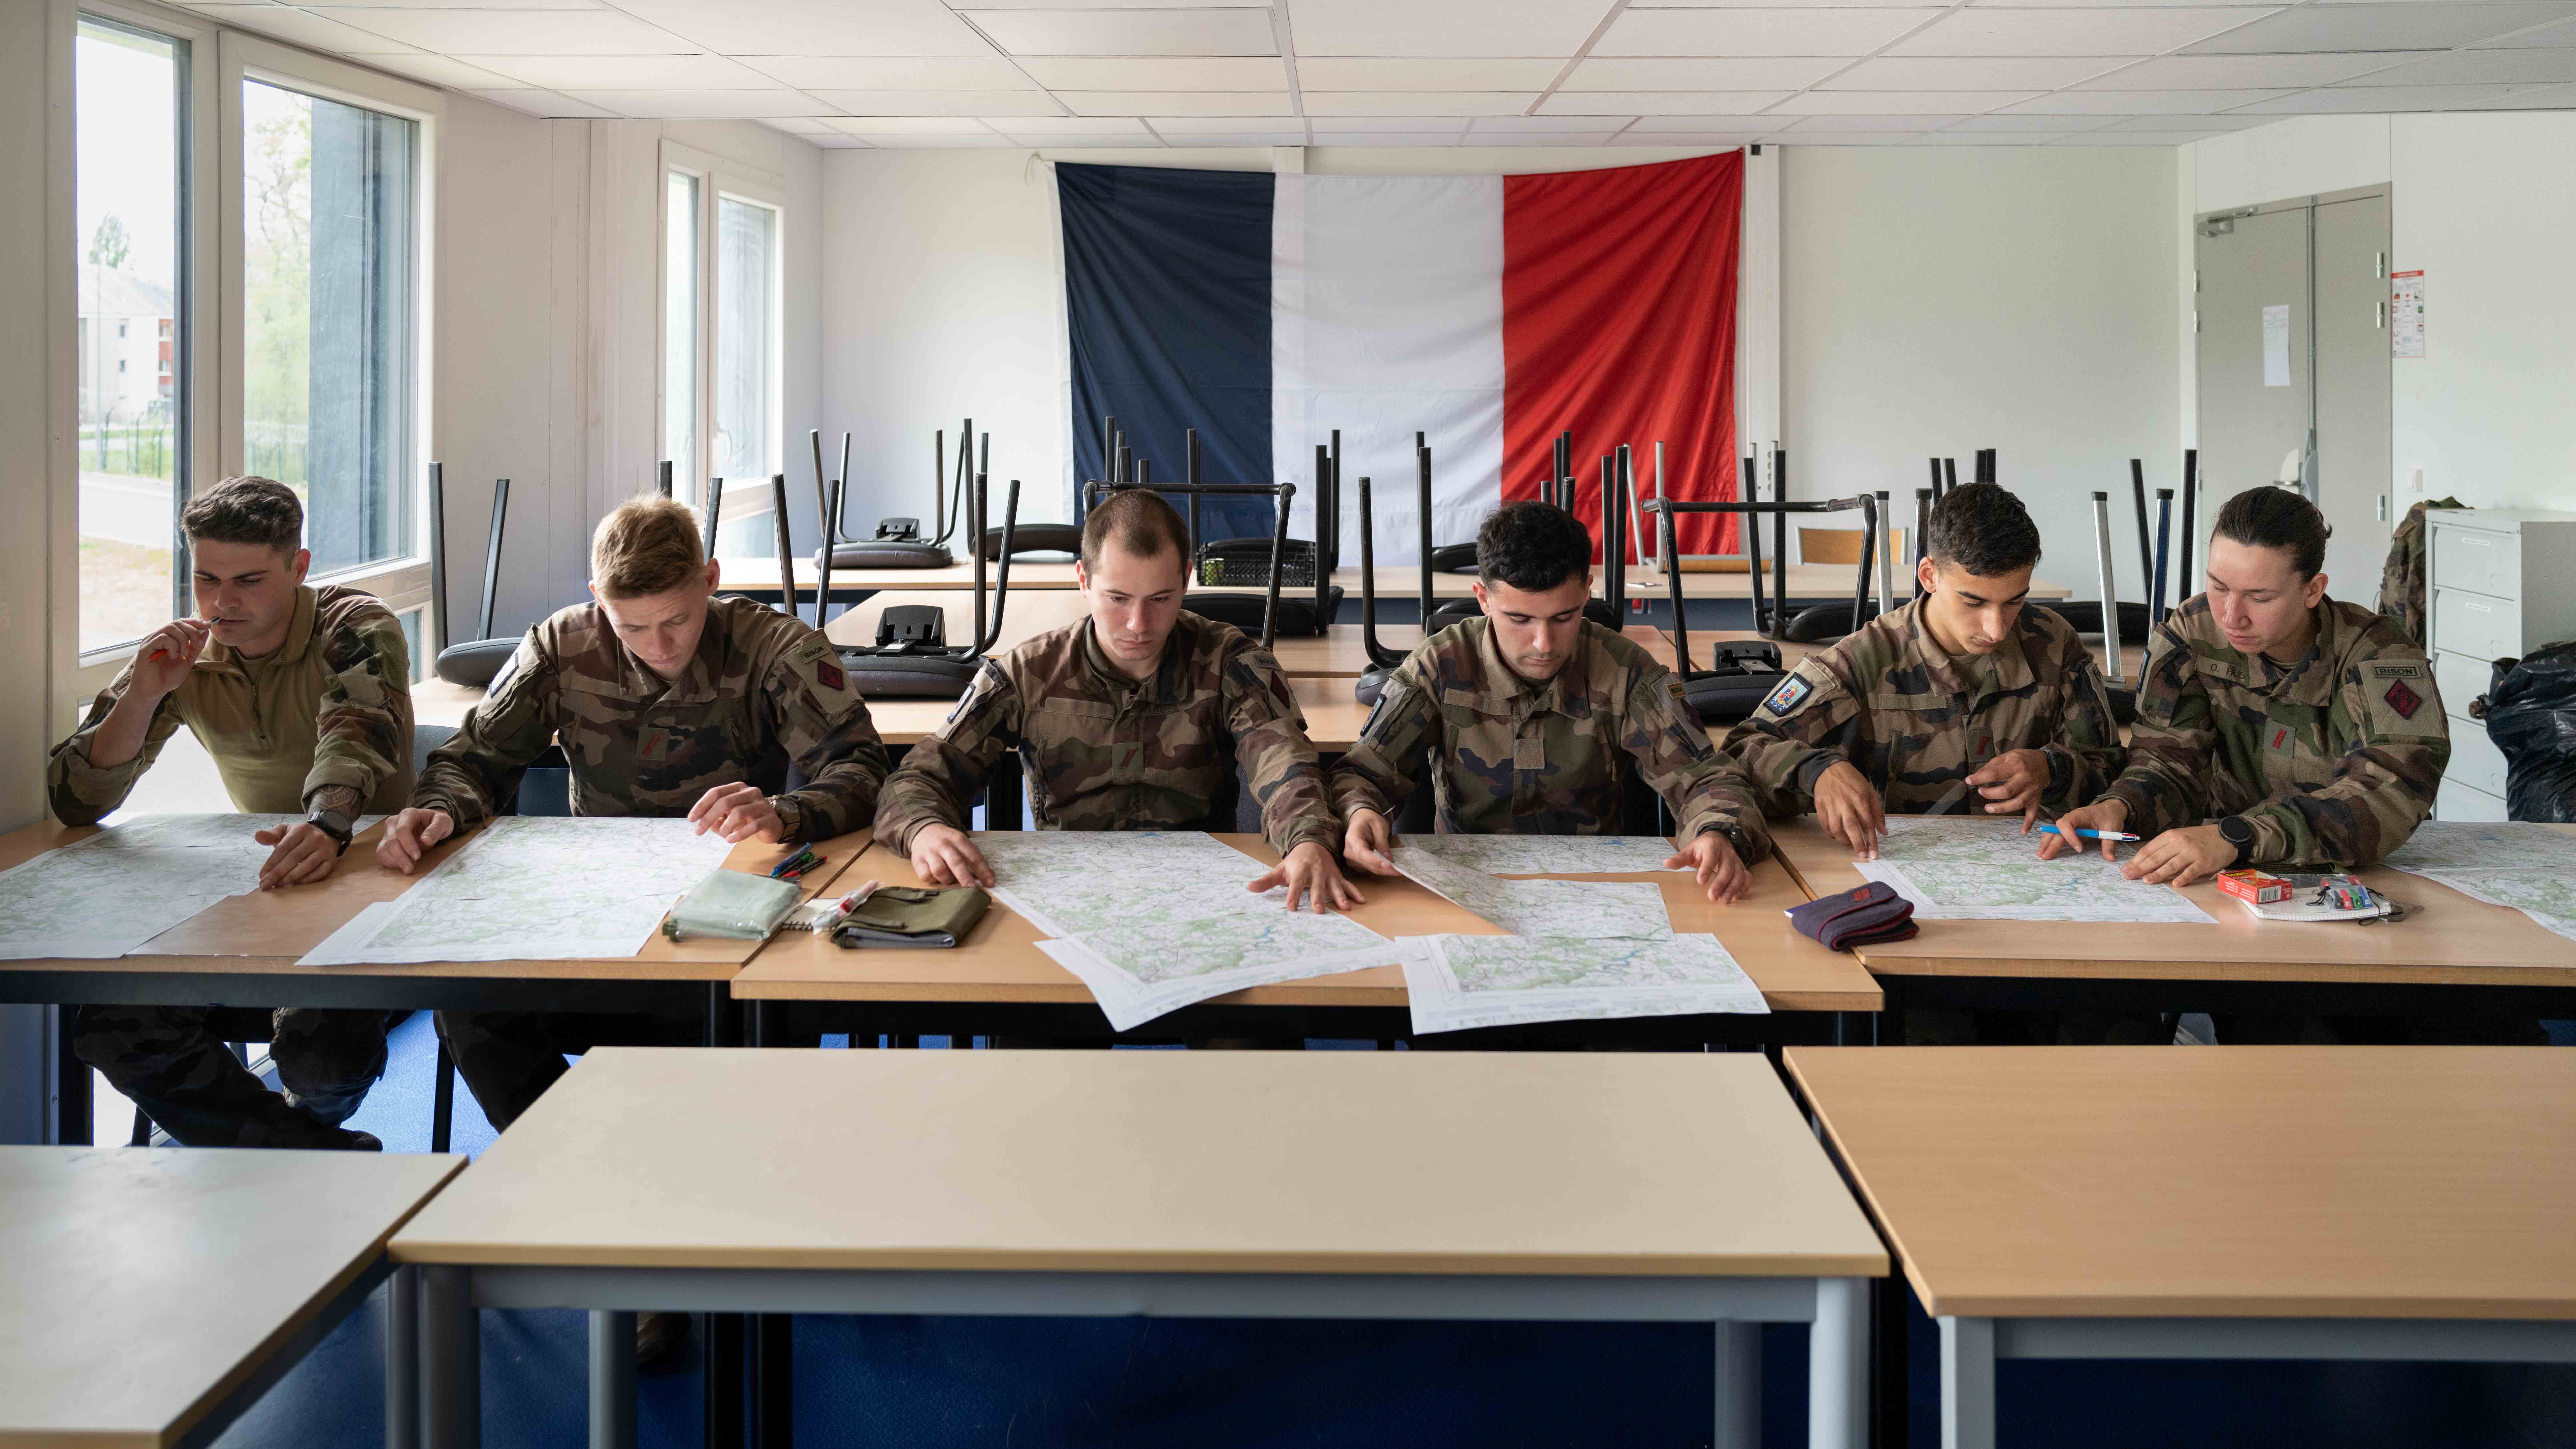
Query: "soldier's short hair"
1080 489 1193 573
2213 484 2330 578
1925 482 2042 577
1477 501 1592 594
590 496 706 598
180 476 303 557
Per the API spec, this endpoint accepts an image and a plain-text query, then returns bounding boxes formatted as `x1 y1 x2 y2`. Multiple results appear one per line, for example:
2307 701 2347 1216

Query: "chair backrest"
1798 527 1904 566
411 723 459 779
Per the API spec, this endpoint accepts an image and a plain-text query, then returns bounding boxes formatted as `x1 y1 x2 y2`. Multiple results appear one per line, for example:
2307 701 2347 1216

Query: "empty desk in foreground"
1784 1046 2576 1449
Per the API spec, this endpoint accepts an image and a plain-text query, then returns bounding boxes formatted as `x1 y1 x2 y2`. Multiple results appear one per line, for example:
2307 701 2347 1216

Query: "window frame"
658 139 784 548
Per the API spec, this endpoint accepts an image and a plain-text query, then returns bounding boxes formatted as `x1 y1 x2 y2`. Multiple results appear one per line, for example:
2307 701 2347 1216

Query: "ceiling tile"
1017 56 1287 88
735 57 1035 89
811 88 1068 115
991 0 1269 6
961 8 1277 56
1606 134 1763 148
825 116 996 133
1144 115 1299 131
1148 127 1308 142
2101 111 2269 128
189 6 426 52
565 88 842 117
1468 114 1642 132
857 133 1018 146
2053 131 2210 143
2231 81 2533 109
1000 134 1166 146
304 8 697 53
1781 112 1969 128
2453 79 2576 103
2004 87 2292 111
1470 131 1617 145
2475 15 2576 44
2183 3 2576 54
1001 115 1155 133
1308 132 1461 144
1944 112 2124 130
1595 9 1945 57
1306 89 1537 114
282 0 594 8
610 0 997 58
456 54 777 89
465 87 618 117
346 53 526 88
1057 90 1292 114
1769 88 2039 112
1564 57 1851 89
1821 56 2134 88
760 115 841 134
1536 90 1792 114
2080 51 2432 87
1290 0 1603 56
1890 8 2275 57
2333 46 2576 83
1293 58 1564 89
1307 114 1469 130
806 135 872 147
1908 133 2055 145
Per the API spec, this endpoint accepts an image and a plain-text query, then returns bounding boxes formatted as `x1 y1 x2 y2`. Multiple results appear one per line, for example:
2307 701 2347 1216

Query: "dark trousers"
434 1007 702 1132
74 1004 389 1146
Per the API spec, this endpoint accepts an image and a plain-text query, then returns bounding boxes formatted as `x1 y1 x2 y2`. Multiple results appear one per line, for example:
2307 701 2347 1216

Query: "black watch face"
2220 817 2251 845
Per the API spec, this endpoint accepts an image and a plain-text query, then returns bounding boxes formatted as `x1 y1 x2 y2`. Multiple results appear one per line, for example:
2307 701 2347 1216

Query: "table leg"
386 1266 420 1449
1810 1277 1867 1449
752 1314 793 1449
1937 1316 1994 1449
421 1265 480 1449
705 1307 744 1449
55 1006 92 1145
1713 1319 1760 1449
589 1310 637 1449
1872 1275 1909 1449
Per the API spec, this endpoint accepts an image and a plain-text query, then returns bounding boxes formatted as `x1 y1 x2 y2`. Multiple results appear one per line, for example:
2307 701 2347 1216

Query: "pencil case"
831 886 990 949
1784 881 1918 952
662 868 803 942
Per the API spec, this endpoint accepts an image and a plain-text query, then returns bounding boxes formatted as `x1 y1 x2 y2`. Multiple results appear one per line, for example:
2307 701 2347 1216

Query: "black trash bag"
2483 641 2576 822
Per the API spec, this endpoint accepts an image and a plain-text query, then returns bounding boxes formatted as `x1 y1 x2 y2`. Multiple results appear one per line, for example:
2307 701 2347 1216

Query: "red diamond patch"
2383 678 2421 719
816 661 846 692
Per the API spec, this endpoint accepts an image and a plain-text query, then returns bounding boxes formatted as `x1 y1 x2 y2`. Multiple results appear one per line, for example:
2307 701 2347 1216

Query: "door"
2313 192 2393 599
2194 205 2312 594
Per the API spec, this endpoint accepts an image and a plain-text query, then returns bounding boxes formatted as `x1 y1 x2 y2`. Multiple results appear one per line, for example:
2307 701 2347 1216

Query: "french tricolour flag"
1058 153 1742 561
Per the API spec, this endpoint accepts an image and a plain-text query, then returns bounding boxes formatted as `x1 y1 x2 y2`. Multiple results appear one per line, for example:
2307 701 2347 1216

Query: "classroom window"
663 171 699 500
75 17 189 655
241 76 417 578
712 194 778 485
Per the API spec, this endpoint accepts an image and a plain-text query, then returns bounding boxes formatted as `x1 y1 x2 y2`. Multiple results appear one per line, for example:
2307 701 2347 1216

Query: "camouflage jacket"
1326 617 1769 859
2102 595 2448 869
875 610 1339 857
1721 596 2123 819
50 584 414 824
2374 497 2464 646
413 594 886 843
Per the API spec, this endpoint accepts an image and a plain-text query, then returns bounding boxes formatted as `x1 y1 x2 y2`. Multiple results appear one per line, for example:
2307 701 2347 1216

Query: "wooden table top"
731 831 1882 1014
0 818 864 983
1785 1045 2576 1321
0 1146 462 1448
1770 818 2576 988
390 1045 1887 1278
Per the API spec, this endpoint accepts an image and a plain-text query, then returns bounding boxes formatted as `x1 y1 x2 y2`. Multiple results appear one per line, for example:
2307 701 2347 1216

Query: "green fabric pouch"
662 869 802 942
832 886 990 949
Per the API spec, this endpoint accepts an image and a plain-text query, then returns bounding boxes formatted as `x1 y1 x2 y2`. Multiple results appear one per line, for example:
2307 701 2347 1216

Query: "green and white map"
0 814 295 959
1854 816 2214 924
1390 847 1674 940
1399 933 1768 1034
1399 834 1681 875
2385 822 2576 943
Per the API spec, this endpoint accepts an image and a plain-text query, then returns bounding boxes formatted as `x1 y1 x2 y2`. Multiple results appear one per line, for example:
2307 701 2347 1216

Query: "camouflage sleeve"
2099 621 2214 839
305 601 414 809
2242 654 2448 870
1221 646 1337 857
411 632 557 831
1325 651 1438 825
760 634 890 843
46 662 185 826
874 661 1022 856
2038 641 2126 813
1627 668 1770 861
1717 655 1861 818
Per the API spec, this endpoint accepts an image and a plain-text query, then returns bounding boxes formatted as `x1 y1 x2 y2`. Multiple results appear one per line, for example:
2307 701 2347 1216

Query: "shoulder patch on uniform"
816 659 845 692
2381 676 2422 720
1762 673 1813 717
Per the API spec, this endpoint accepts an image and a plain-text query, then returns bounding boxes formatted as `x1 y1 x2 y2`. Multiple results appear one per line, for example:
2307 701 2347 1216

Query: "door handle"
2376 301 2387 330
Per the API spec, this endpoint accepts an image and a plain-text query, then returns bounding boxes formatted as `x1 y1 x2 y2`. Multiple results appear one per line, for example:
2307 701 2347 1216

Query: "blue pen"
2037 825 2139 842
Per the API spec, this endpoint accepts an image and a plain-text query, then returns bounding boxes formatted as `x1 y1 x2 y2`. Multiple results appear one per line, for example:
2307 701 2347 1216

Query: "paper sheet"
975 830 1281 939
1398 933 1769 1035
2384 823 2576 944
297 816 735 964
0 814 295 959
1851 817 2214 924
1036 912 1419 1033
1392 847 1674 940
2391 270 2425 359
2263 303 2292 387
1399 834 1680 875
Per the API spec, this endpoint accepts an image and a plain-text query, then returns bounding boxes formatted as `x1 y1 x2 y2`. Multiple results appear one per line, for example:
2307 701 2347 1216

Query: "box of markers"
2216 869 2293 906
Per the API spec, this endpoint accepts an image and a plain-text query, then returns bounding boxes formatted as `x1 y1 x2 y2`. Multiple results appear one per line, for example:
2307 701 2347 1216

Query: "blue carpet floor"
201 1012 2576 1448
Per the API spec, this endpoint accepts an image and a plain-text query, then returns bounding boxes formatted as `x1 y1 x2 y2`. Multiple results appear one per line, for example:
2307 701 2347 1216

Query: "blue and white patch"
1762 673 1814 717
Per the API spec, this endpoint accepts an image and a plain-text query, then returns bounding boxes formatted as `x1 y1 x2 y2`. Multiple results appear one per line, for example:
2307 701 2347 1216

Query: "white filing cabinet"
2422 508 2576 821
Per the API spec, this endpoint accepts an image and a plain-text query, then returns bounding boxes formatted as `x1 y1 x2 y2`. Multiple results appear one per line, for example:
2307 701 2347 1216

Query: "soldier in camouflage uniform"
49 477 412 1149
878 489 1357 912
1724 482 2123 857
1331 502 1767 903
2374 496 2464 647
383 497 888 1129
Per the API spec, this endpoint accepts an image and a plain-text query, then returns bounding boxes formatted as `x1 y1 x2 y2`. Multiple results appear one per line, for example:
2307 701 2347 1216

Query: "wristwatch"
307 806 356 855
2216 815 2255 869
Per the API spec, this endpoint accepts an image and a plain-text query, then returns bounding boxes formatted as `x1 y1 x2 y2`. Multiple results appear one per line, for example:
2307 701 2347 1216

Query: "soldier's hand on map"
376 808 455 874
2035 798 2127 862
2123 823 2233 887
253 821 344 891
1813 761 1886 860
1249 840 1366 914
688 783 783 845
1341 807 1399 876
1967 748 2051 829
1669 831 1750 905
909 822 996 888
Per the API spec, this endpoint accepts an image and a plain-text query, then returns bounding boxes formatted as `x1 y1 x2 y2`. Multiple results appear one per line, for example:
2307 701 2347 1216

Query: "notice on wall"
2261 304 2292 387
2392 270 2425 359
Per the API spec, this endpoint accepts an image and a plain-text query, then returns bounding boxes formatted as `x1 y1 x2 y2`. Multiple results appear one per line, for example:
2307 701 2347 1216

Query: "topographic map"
2384 822 2576 943
1398 834 1681 875
1399 933 1768 1034
1853 816 2214 924
0 814 293 959
1390 847 1674 940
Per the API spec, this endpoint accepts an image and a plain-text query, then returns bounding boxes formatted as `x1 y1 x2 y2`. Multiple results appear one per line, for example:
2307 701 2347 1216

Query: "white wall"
1781 145 2184 601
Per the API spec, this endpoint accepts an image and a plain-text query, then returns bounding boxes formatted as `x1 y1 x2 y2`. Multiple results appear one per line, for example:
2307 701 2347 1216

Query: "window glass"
664 171 699 499
711 195 777 484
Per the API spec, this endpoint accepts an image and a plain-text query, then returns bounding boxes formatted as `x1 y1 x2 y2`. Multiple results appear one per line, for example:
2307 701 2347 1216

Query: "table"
0 1145 461 1449
1767 819 2576 1022
390 1045 1887 1449
1783 1046 2576 1449
732 831 1881 1043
